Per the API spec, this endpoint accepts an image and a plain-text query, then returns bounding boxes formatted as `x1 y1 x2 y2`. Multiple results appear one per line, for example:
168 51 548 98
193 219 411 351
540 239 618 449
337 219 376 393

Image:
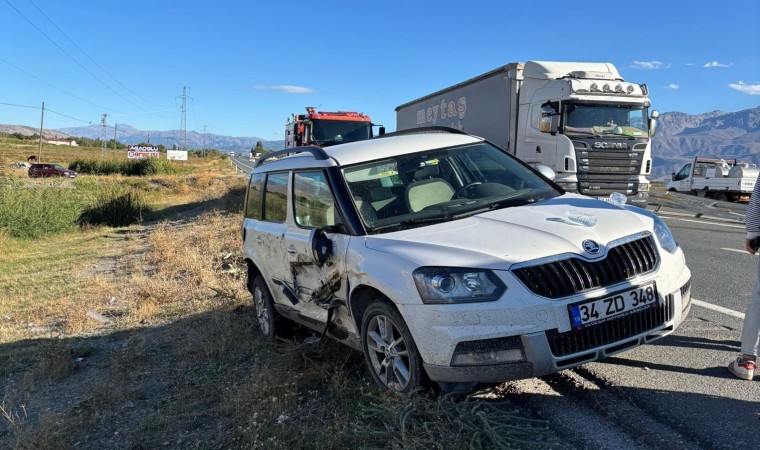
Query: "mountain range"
651 106 760 178
3 106 759 178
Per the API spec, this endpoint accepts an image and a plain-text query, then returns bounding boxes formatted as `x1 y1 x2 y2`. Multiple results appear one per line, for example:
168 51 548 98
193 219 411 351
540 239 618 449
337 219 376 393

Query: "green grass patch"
0 178 87 239
70 158 188 176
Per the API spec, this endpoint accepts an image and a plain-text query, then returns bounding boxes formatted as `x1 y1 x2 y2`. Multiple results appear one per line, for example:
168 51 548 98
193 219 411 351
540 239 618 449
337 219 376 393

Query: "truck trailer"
395 61 659 208
667 156 757 202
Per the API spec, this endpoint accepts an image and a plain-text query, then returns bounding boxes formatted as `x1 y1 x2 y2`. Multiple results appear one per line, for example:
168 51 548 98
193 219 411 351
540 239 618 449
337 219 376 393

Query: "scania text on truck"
667 156 757 202
395 61 659 208
285 106 384 148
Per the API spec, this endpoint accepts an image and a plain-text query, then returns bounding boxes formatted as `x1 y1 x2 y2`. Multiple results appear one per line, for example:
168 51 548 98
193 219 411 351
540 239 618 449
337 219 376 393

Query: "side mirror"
671 172 676 181
539 115 560 135
535 164 556 181
310 228 333 266
649 110 659 137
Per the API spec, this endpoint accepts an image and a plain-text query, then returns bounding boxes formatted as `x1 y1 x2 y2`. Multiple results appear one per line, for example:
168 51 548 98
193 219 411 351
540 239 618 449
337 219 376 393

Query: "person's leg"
729 259 760 380
739 259 760 359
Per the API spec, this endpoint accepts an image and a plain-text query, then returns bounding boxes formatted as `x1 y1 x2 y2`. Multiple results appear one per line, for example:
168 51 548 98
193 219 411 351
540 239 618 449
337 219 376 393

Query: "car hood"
364 194 655 269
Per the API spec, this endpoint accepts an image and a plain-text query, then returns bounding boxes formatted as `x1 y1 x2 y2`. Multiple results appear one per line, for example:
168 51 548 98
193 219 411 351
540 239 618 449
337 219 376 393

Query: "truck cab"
285 107 380 148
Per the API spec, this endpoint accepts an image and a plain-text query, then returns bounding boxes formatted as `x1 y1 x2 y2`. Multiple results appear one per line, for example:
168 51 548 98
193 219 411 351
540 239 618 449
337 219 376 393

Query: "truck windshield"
341 142 560 233
311 120 371 146
563 104 649 138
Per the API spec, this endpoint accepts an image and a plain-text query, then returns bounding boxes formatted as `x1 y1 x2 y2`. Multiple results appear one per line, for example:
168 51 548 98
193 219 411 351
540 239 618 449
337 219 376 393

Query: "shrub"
69 158 186 176
78 185 148 227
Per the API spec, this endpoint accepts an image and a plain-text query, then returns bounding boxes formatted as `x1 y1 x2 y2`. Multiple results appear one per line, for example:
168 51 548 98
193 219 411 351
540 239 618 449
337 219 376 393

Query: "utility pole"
202 125 207 158
176 86 191 151
100 114 108 157
113 123 118 150
38 101 45 161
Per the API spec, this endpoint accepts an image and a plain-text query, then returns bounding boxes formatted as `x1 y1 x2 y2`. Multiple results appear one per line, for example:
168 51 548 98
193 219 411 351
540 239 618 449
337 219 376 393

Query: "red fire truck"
285 107 383 148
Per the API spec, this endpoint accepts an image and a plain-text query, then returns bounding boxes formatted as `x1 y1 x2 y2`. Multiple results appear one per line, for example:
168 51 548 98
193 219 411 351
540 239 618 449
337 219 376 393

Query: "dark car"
28 163 77 178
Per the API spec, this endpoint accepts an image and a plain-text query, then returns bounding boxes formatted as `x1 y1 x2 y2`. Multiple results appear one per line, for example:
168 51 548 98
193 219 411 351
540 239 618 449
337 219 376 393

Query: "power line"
4 0 154 115
0 101 91 124
24 0 169 109
0 56 124 113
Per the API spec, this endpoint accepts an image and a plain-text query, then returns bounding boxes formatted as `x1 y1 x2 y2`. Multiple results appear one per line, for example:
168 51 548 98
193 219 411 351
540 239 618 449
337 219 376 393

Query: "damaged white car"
241 129 691 393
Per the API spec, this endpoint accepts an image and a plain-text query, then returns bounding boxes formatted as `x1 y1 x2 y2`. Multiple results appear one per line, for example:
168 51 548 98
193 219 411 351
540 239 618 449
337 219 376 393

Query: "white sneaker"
727 357 756 380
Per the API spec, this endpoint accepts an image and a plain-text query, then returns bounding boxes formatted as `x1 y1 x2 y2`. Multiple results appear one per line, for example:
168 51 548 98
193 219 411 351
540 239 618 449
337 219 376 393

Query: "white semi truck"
395 61 659 208
667 156 757 202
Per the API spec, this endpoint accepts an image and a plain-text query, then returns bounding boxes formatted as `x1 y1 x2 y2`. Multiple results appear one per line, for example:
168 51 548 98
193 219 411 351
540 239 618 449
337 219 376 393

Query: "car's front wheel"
361 301 424 392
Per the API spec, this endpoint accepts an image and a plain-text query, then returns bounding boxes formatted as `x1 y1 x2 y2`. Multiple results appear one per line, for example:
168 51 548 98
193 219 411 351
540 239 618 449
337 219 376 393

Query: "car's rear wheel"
361 301 424 392
252 275 281 340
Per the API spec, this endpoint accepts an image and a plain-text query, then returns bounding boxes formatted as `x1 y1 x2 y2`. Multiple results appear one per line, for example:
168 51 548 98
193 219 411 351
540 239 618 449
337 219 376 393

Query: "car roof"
253 131 486 173
325 133 483 166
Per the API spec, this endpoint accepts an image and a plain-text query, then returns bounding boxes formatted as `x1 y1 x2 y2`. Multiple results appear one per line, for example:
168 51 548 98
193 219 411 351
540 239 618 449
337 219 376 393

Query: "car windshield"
311 120 371 146
52 164 66 170
341 142 560 233
563 104 649 138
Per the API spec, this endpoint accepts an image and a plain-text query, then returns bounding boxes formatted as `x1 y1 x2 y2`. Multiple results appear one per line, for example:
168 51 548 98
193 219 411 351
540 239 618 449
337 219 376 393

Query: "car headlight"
624 206 679 253
653 214 678 253
413 267 506 304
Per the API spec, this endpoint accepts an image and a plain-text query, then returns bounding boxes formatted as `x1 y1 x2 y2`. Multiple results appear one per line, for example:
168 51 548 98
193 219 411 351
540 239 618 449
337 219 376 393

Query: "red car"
28 163 77 178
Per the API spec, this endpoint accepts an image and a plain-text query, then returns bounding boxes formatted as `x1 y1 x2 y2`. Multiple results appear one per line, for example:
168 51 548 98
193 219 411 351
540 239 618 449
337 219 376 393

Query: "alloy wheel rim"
366 314 411 391
254 287 270 335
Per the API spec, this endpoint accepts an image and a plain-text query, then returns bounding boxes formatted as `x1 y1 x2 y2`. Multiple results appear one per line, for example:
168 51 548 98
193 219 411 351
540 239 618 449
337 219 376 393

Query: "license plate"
569 283 659 329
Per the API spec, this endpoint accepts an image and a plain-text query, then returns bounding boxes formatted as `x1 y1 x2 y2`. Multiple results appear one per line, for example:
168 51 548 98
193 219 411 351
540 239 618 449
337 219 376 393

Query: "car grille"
546 293 674 357
512 235 659 299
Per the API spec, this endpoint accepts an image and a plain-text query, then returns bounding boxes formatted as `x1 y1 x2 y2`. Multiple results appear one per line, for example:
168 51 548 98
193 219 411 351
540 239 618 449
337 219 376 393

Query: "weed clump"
78 186 148 227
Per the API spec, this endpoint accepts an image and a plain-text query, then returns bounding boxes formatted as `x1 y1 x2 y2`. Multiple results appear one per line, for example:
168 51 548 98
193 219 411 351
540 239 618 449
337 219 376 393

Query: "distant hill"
652 106 760 177
55 124 284 152
4 107 760 174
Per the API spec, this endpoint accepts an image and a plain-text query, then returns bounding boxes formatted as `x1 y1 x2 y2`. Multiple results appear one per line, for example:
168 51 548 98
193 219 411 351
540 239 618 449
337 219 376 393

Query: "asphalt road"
233 155 756 447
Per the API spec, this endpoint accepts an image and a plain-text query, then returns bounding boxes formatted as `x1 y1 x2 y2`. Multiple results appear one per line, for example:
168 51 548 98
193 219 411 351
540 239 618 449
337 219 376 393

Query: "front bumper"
413 268 691 384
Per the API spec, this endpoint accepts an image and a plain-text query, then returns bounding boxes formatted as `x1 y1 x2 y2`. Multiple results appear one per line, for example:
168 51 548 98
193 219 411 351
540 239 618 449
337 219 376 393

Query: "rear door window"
245 173 265 219
263 172 289 222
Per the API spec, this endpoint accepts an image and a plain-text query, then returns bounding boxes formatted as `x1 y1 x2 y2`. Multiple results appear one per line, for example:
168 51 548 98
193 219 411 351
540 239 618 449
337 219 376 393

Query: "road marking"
692 299 745 319
659 215 745 229
721 247 757 255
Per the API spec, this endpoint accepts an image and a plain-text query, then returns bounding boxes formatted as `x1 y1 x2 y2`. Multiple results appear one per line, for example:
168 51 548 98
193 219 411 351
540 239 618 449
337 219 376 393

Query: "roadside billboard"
167 150 188 161
128 146 159 159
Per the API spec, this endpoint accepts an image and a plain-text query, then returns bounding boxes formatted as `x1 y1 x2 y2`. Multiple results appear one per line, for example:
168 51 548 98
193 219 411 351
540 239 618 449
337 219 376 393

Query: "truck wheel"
252 275 282 341
361 301 424 392
715 193 729 202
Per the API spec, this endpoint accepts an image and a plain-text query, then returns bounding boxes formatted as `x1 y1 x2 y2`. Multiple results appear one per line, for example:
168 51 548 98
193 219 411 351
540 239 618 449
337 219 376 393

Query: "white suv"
241 129 691 393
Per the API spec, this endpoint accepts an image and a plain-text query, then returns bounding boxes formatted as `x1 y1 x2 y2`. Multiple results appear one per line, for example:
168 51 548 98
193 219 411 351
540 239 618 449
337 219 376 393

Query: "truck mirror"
671 172 676 181
540 114 560 135
379 126 386 136
649 110 659 137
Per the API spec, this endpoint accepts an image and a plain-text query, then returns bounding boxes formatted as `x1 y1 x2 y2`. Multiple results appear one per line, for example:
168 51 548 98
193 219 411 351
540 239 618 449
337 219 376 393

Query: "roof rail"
374 126 468 139
255 146 329 168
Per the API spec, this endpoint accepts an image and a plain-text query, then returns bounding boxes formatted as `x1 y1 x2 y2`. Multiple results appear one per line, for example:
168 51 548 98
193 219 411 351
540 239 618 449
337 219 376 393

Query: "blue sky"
1 0 758 140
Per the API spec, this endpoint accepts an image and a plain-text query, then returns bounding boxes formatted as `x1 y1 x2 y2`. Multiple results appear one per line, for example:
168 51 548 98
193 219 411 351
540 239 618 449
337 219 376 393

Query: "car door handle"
255 237 263 244
287 245 297 254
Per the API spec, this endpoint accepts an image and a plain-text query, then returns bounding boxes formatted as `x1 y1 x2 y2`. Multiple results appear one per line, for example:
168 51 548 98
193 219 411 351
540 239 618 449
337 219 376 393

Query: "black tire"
361 301 424 392
715 193 729 202
251 275 280 341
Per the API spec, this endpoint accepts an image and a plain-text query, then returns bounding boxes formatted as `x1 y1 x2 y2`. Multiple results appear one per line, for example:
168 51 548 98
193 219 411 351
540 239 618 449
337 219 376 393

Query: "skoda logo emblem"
583 240 601 255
